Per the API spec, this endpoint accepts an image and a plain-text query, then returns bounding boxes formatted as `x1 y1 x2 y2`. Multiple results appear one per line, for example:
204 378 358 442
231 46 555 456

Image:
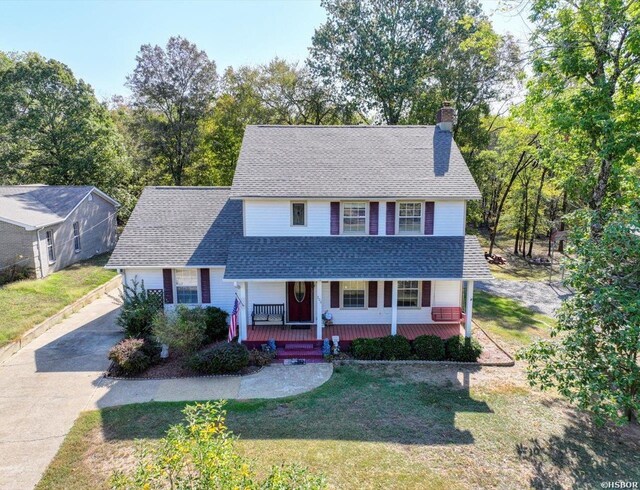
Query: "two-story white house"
107 109 491 347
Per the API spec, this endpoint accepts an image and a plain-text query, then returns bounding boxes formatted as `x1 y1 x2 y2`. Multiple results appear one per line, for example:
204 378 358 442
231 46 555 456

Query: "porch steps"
277 342 324 361
284 343 315 350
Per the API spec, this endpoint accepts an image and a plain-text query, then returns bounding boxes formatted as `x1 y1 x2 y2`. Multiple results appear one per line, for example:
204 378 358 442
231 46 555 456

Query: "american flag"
229 297 239 342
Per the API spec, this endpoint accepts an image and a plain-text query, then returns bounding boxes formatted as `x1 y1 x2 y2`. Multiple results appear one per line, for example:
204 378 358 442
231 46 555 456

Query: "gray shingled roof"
224 235 491 281
0 185 117 229
106 187 243 268
230 125 481 200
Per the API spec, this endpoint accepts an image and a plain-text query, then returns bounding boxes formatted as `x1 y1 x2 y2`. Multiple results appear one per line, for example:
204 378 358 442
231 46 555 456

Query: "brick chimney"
436 101 455 132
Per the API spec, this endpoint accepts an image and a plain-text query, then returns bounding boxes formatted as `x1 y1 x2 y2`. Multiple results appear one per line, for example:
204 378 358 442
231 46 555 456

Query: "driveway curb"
0 274 122 364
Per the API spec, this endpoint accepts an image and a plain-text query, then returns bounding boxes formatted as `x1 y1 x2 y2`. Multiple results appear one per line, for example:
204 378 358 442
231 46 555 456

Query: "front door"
287 281 313 323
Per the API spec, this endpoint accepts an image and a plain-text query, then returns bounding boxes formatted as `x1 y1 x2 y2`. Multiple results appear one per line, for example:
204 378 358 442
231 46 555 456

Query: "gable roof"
0 185 119 230
230 125 481 200
106 187 243 268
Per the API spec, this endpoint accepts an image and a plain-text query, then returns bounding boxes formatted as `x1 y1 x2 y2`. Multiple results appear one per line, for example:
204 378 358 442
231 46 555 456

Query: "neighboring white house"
0 185 119 278
107 106 491 344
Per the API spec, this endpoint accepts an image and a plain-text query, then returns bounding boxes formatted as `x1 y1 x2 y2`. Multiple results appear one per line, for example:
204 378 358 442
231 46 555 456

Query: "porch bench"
431 306 464 323
251 304 286 329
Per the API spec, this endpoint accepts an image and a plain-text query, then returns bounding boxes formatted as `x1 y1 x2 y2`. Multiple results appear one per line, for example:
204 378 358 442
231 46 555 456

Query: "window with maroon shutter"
330 202 340 235
200 269 211 304
422 281 432 307
424 202 435 235
384 281 392 307
369 202 379 235
368 281 378 307
330 281 340 307
386 202 396 235
162 269 173 304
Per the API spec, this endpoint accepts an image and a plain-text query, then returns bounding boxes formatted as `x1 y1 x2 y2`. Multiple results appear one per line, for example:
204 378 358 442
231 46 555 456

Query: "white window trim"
340 280 368 309
290 201 307 227
340 201 369 236
396 201 424 236
73 222 81 253
397 280 421 309
45 230 56 263
173 269 201 305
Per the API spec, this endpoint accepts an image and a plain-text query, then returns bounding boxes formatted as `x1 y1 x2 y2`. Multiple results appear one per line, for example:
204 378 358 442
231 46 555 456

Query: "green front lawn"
0 254 116 346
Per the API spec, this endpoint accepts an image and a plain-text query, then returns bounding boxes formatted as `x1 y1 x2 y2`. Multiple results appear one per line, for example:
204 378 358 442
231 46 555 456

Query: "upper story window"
291 202 306 226
73 222 81 252
175 269 198 304
342 280 366 308
342 202 367 234
397 280 420 308
45 230 56 262
398 202 422 234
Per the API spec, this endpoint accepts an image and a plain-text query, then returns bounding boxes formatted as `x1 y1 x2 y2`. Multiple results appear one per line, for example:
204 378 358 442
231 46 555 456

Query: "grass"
37 363 640 490
0 254 116 346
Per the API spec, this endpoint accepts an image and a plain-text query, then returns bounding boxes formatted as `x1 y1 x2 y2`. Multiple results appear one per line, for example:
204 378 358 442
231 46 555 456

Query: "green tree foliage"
520 208 640 424
127 36 218 186
0 52 133 214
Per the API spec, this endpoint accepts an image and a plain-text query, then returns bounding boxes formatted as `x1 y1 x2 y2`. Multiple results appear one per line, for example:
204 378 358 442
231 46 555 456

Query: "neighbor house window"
398 202 422 234
73 222 81 252
342 202 367 234
342 281 366 308
45 230 56 262
397 281 420 308
291 202 306 226
175 269 199 304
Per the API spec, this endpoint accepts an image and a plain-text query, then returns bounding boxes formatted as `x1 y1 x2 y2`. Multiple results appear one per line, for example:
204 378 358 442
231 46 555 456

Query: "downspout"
35 228 45 279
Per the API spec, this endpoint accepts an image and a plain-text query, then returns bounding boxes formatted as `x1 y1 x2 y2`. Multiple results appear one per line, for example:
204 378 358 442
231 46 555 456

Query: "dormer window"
398 202 423 234
291 202 306 226
342 202 367 234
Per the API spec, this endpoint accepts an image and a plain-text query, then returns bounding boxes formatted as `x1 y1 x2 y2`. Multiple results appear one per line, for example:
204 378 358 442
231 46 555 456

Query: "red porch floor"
246 323 462 343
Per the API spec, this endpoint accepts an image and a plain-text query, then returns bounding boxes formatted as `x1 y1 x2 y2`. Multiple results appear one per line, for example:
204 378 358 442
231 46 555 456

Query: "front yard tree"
520 209 640 424
127 36 217 186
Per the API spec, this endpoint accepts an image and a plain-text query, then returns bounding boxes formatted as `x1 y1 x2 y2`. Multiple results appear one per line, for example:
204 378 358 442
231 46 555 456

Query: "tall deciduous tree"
127 36 218 186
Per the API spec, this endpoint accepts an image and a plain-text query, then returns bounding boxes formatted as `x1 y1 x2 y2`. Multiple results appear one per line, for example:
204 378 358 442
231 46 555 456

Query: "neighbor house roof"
223 235 491 281
106 187 243 268
230 125 481 200
0 185 119 230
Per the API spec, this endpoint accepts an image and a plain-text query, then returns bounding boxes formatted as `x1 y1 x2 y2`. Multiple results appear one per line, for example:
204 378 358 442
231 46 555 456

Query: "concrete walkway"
0 293 332 490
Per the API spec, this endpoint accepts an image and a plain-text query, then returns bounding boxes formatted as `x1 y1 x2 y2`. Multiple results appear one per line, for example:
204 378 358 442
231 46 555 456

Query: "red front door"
287 282 313 323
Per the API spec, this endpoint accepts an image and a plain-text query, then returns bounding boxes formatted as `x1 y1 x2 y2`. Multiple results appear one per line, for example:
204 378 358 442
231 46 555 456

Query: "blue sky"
0 0 531 100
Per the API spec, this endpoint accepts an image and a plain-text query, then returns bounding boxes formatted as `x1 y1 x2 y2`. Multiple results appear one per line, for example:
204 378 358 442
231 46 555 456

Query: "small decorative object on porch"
322 339 331 356
284 358 307 365
322 310 333 326
266 339 277 352
160 343 169 359
331 335 340 355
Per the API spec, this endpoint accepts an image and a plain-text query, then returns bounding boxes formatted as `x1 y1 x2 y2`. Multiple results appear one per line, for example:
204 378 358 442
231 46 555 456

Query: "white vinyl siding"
433 280 462 306
244 200 330 236
434 201 465 236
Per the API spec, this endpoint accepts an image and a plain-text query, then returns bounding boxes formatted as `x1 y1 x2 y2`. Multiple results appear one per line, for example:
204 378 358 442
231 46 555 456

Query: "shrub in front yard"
202 306 229 342
248 349 274 367
108 338 157 375
351 338 383 360
189 342 250 374
117 279 163 338
445 335 482 362
379 335 412 360
413 335 446 361
152 306 206 355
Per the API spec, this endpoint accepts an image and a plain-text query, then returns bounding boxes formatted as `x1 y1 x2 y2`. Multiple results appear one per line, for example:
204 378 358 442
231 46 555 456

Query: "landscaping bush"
248 349 274 367
117 279 163 338
189 342 250 374
202 306 229 342
0 264 34 286
444 335 482 362
413 335 446 361
108 338 157 375
152 306 206 355
379 335 412 360
351 338 383 360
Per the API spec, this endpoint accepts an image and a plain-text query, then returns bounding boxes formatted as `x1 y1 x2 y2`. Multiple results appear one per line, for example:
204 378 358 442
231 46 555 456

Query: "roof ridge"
148 186 232 190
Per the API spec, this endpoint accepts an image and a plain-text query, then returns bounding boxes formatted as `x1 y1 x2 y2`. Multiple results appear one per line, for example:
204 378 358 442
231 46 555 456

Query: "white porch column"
465 280 474 338
238 282 248 342
391 280 398 335
315 281 323 340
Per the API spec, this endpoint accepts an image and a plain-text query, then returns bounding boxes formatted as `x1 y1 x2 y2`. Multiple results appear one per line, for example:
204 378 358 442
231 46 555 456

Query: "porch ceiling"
224 235 491 281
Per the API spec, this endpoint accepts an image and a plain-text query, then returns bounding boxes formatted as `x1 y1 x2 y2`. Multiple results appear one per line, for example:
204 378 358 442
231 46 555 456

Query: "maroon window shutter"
368 281 378 307
330 202 340 235
369 202 379 235
386 202 396 235
162 269 173 304
330 282 340 308
200 268 211 304
422 281 432 307
424 202 434 235
384 281 392 307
